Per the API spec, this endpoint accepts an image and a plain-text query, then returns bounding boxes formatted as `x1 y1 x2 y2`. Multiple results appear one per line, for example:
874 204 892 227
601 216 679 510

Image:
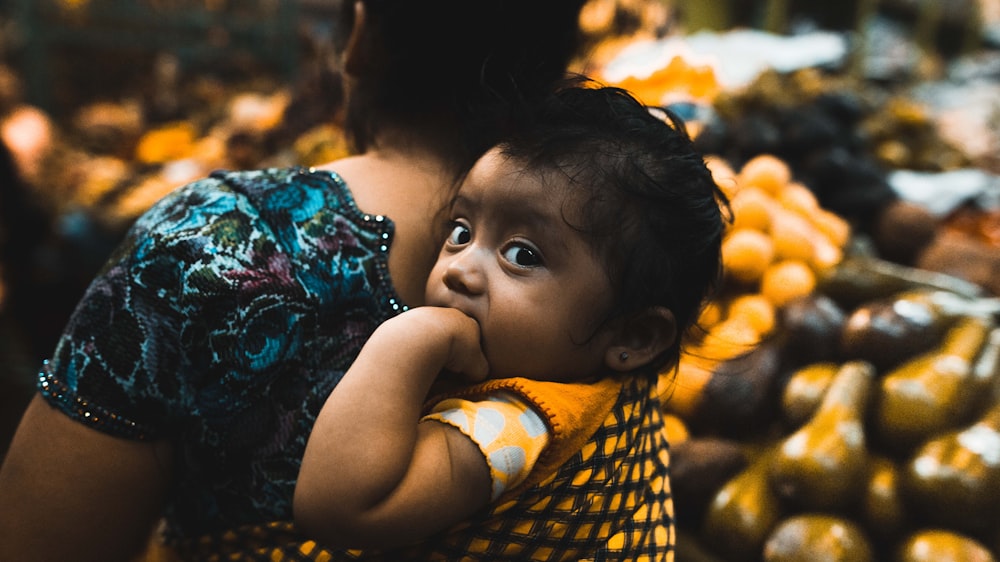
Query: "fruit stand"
583 3 1000 558
1 0 1000 559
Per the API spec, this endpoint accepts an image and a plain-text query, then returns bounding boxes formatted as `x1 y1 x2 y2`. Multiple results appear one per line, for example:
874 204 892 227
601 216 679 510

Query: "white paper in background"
601 29 849 89
889 169 1000 217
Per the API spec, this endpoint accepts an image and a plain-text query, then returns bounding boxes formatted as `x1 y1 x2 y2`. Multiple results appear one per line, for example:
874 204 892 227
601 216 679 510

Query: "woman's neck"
317 143 458 307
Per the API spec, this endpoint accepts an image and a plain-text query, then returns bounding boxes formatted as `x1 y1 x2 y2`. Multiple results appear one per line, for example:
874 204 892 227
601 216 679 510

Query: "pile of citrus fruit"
662 152 852 422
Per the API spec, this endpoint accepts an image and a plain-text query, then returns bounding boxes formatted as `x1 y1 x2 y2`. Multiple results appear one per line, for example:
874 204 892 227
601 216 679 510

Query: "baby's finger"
458 350 490 382
447 314 489 381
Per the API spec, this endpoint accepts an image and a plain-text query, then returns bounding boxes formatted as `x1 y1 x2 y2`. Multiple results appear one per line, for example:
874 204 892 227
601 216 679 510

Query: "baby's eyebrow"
494 196 555 229
451 193 469 205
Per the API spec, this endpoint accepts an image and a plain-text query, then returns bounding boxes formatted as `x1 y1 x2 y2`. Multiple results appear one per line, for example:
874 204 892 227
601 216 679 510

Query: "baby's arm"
294 306 492 549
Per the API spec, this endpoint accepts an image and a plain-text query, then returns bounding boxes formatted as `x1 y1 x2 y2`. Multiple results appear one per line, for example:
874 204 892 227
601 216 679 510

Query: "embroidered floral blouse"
37 168 405 542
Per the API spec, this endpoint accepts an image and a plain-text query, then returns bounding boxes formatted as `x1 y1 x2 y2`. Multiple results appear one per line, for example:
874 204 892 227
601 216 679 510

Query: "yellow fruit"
769 206 846 272
729 186 776 233
722 229 775 284
811 208 852 248
809 236 844 273
727 294 777 336
738 154 791 196
761 260 816 308
662 412 690 445
778 182 820 216
661 361 713 419
698 317 762 364
697 300 724 330
704 154 739 199
135 122 197 164
770 210 819 262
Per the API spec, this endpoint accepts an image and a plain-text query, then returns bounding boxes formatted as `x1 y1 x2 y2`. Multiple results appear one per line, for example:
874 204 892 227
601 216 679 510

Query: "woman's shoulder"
209 166 355 207
125 166 402 307
136 167 361 226
127 167 395 253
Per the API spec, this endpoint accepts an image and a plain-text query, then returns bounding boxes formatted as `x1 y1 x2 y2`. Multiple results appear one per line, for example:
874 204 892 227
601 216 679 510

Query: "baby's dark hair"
498 83 729 374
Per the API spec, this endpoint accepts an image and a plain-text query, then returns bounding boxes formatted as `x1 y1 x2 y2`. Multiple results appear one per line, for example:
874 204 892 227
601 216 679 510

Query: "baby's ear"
605 306 676 372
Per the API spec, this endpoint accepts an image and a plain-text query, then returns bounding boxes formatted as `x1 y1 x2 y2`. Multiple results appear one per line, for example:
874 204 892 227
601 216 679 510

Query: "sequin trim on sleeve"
37 360 155 439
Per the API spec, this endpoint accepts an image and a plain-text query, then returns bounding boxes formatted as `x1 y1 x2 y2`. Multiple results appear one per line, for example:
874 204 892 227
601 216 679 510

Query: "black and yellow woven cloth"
176 374 675 561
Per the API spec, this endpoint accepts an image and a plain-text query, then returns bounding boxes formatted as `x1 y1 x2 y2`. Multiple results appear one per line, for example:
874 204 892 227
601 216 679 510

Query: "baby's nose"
443 251 486 295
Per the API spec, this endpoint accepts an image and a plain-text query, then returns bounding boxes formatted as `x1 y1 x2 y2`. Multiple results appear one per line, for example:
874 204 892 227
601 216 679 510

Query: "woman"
0 1 587 560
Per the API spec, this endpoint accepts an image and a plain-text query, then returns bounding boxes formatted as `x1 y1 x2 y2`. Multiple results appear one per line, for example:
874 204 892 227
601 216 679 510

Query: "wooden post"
679 0 732 32
763 0 789 34
851 0 880 79
963 0 983 55
914 0 944 55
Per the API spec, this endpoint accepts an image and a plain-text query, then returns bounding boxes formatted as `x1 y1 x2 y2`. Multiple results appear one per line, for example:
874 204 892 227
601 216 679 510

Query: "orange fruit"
661 361 712 419
809 237 844 272
661 412 690 445
770 210 819 262
696 300 724 330
697 317 762 364
761 260 817 308
704 155 739 199
721 229 775 283
727 293 776 336
738 154 792 196
811 209 852 248
729 186 776 232
778 182 819 216
135 122 197 164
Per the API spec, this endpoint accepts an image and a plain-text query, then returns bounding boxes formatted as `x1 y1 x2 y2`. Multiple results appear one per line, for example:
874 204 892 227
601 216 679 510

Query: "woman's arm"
0 395 172 562
294 306 492 549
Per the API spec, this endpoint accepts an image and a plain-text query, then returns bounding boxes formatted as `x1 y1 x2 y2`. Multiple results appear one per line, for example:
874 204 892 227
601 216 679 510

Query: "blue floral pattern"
38 167 405 541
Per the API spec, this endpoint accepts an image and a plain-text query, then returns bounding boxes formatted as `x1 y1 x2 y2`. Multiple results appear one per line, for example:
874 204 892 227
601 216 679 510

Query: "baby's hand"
428 307 490 383
376 307 489 383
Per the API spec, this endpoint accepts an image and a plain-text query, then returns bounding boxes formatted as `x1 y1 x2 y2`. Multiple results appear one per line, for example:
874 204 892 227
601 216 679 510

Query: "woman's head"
496 84 730 374
334 0 587 175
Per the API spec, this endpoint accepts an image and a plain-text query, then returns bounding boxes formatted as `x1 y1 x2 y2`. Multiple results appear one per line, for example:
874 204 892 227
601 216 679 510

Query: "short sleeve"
422 391 550 500
37 176 257 439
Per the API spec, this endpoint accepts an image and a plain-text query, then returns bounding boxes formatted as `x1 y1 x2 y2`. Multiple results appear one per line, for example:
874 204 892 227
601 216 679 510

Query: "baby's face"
424 148 617 382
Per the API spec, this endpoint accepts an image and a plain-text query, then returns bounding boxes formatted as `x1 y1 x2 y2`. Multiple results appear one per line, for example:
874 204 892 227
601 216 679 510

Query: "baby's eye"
502 243 542 267
447 223 471 245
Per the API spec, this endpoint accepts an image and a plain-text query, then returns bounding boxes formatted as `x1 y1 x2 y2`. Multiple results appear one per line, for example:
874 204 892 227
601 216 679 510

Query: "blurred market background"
1 1 1000 560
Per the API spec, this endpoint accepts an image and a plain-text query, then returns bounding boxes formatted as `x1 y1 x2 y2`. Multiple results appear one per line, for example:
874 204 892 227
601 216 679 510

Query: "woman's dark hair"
499 83 730 374
335 0 587 176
